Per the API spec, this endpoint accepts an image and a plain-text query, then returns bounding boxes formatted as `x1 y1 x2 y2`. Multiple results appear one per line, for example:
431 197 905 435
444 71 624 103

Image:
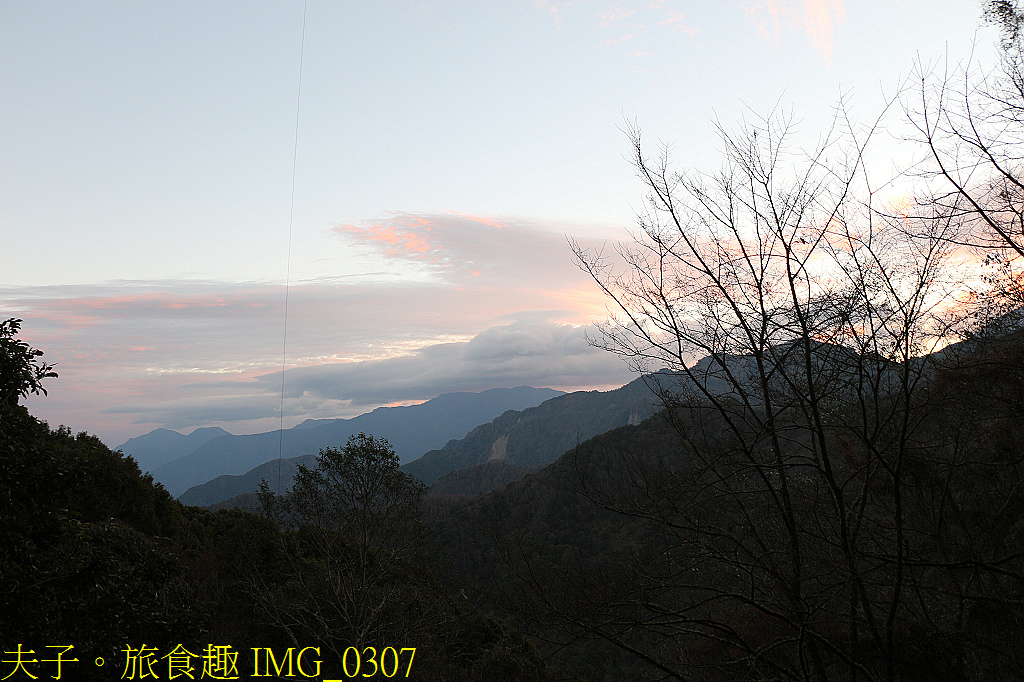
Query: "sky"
0 0 1001 447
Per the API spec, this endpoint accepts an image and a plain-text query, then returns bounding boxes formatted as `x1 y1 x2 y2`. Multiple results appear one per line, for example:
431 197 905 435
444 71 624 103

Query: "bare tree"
476 105 1024 681
907 5 1024 322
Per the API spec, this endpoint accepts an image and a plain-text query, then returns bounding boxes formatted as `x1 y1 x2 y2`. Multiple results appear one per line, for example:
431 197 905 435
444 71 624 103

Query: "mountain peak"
151 386 565 497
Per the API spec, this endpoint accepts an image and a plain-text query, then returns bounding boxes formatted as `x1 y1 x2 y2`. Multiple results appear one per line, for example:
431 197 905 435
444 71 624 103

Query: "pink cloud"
744 0 785 45
744 0 845 60
605 30 643 45
599 6 638 28
446 209 508 231
334 218 435 258
800 0 845 59
534 0 584 26
6 211 626 445
660 11 698 35
334 215 444 263
332 212 590 287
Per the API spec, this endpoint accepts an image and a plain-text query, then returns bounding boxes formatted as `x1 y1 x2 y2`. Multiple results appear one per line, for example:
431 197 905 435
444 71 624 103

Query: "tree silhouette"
0 318 57 406
474 104 1024 680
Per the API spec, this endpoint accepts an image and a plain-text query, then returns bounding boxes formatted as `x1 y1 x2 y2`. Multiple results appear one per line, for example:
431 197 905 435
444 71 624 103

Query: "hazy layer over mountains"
401 374 662 485
177 454 316 507
173 374 665 507
126 341 912 505
117 386 562 496
116 426 231 473
122 339 971 512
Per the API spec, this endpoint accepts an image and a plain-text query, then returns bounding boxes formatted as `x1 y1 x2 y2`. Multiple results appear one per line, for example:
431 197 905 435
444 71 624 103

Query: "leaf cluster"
0 318 57 406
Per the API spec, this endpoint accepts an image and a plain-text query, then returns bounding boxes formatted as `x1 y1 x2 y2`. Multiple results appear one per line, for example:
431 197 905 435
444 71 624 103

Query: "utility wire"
278 0 308 495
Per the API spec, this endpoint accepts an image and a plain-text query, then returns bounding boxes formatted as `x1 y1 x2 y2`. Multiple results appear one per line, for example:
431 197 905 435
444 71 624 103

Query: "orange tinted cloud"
446 209 506 231
801 0 845 58
744 0 784 45
333 212 591 287
43 292 233 312
334 214 443 263
534 0 583 26
8 211 629 445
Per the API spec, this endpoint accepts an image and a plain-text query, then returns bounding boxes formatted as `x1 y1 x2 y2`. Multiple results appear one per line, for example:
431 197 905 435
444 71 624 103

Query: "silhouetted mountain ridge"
150 386 563 496
115 426 231 473
400 375 663 486
177 454 316 506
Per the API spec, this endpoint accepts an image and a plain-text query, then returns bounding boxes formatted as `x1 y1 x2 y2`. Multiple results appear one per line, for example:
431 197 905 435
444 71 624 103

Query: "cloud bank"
8 213 631 445
101 315 633 430
265 314 633 406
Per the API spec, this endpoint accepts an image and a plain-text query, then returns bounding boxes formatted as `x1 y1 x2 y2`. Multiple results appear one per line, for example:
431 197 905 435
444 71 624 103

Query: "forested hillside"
0 319 549 681
401 374 660 485
424 329 1024 680
177 453 316 506
427 460 536 497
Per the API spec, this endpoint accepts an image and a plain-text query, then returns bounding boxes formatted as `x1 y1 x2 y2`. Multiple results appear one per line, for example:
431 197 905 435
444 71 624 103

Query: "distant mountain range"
400 374 663 485
171 342 907 507
177 454 316 506
116 426 232 473
119 386 563 497
175 376 665 507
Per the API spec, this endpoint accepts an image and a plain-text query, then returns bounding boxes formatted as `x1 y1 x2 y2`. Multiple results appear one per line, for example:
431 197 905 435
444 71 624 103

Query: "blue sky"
0 1 999 446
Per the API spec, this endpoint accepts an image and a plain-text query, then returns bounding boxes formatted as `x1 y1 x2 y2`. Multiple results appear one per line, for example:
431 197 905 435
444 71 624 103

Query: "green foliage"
248 434 547 679
0 412 202 665
0 314 548 681
0 318 57 406
262 433 427 550
1 319 198 660
11 521 201 671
